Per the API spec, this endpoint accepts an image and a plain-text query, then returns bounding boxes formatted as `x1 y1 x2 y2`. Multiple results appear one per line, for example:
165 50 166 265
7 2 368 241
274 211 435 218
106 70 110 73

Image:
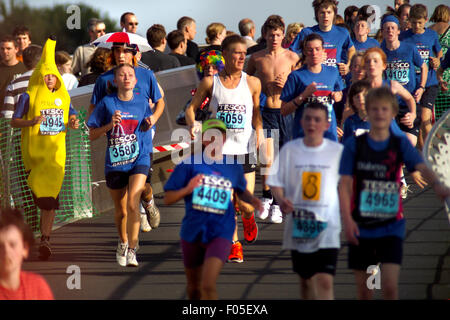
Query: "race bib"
39 108 65 135
192 174 232 215
216 104 246 130
108 122 139 167
109 140 139 165
359 180 399 218
292 208 327 240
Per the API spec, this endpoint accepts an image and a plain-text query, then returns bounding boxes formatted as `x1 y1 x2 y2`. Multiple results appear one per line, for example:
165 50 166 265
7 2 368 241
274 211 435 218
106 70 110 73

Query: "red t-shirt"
0 271 54 300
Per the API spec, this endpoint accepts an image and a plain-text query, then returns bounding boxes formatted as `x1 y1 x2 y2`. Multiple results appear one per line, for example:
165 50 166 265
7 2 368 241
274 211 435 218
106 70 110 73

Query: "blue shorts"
261 108 293 148
106 165 149 190
181 237 232 268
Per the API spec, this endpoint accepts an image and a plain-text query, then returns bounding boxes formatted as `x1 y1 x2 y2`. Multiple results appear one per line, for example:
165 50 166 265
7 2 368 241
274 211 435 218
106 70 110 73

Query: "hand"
146 115 156 128
337 126 344 138
429 57 440 70
69 117 79 129
303 82 317 98
343 217 360 246
273 73 286 88
331 91 343 103
414 87 424 103
186 174 203 194
411 171 427 189
32 115 45 125
400 112 416 129
111 110 121 126
189 121 201 140
279 197 294 214
337 63 349 76
251 196 263 214
439 80 448 92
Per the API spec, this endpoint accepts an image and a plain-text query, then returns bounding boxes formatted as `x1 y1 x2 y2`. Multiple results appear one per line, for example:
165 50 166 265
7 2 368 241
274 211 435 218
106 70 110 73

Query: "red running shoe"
242 213 258 244
227 241 243 263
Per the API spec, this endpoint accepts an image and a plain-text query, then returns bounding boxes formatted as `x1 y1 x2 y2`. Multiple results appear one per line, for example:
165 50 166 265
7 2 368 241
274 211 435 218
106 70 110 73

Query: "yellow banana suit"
21 38 71 200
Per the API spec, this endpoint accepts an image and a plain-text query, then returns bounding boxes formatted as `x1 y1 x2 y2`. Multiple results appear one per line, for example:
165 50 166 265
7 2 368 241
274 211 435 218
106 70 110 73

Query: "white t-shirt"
62 73 79 91
209 72 254 155
267 138 343 253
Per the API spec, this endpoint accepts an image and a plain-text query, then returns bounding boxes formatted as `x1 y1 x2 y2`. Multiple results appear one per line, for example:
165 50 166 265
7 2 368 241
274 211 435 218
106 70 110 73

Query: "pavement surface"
23 175 450 300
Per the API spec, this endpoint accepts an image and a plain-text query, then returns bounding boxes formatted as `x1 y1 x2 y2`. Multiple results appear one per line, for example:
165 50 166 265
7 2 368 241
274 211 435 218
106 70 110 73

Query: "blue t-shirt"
353 37 380 52
381 41 424 94
339 131 424 238
289 25 354 68
164 155 247 243
87 93 152 175
400 28 442 87
280 65 344 141
13 92 78 119
342 113 405 143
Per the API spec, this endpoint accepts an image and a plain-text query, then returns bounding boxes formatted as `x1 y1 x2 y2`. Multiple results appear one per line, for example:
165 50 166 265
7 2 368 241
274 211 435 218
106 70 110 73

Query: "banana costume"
21 38 71 200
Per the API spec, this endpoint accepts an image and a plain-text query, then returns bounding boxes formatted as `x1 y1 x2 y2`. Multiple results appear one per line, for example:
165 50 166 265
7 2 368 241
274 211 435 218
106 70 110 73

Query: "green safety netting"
435 68 450 121
0 108 96 232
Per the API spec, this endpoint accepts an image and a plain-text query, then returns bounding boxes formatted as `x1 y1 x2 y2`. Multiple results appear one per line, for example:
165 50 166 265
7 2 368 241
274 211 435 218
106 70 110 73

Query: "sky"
22 0 447 43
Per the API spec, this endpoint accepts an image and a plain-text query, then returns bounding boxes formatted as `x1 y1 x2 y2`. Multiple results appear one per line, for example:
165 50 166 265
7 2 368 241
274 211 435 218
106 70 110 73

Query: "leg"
353 270 374 300
185 266 203 300
312 273 334 300
238 171 256 218
40 209 56 238
108 187 128 243
200 256 224 300
419 107 432 150
127 173 147 249
299 276 316 300
380 263 400 300
406 132 417 147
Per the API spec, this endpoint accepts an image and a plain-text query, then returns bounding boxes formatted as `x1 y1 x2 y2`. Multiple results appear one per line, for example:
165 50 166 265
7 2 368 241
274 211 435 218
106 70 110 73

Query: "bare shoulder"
246 74 262 91
285 49 299 61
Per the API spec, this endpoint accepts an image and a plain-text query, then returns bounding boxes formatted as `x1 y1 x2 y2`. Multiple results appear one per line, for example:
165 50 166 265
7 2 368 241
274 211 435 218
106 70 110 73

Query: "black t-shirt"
169 53 195 67
0 62 27 108
140 49 181 72
186 40 199 61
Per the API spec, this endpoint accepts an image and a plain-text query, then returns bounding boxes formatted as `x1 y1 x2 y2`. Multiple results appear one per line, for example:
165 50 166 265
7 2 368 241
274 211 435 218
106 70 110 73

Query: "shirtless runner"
246 16 299 223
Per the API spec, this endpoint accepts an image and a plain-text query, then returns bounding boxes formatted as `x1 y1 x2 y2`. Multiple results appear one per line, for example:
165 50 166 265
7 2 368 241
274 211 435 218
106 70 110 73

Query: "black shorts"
291 248 339 279
419 85 439 110
32 192 60 211
106 165 149 190
226 153 257 173
261 108 293 148
395 105 421 137
348 236 403 271
145 153 153 184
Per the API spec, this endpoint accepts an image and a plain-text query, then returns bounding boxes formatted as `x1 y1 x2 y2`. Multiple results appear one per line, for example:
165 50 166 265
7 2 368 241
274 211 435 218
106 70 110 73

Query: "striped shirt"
1 70 32 118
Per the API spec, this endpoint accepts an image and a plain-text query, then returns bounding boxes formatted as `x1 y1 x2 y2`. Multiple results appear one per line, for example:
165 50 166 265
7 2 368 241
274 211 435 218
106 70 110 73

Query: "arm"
414 62 428 103
392 80 416 128
249 76 263 147
10 116 44 128
338 46 355 76
280 82 317 116
270 186 294 214
185 77 213 138
246 55 257 76
235 188 263 213
88 110 120 141
415 163 450 200
69 114 79 129
338 175 360 245
163 174 203 205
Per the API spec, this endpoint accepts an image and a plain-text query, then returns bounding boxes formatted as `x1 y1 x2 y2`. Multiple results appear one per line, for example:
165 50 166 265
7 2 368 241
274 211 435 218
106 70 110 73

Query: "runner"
164 119 262 299
185 35 263 263
362 46 426 198
290 0 355 77
87 63 153 267
89 42 164 234
338 87 450 300
352 17 380 53
281 33 344 142
10 38 79 261
380 15 427 147
246 15 299 224
267 102 343 300
399 4 443 149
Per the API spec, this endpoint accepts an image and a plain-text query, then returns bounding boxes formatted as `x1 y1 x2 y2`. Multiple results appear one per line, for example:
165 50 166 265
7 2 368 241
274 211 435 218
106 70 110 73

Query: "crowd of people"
0 0 450 300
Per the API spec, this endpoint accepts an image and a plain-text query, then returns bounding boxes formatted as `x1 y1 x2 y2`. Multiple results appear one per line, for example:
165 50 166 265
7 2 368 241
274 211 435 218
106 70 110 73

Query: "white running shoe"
140 213 152 232
270 205 283 224
258 197 273 220
116 241 128 267
126 248 139 267
142 199 160 229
